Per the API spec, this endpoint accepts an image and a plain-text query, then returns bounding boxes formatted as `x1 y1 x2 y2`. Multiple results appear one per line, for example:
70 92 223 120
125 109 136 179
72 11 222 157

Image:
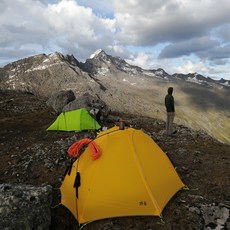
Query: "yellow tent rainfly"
60 126 185 224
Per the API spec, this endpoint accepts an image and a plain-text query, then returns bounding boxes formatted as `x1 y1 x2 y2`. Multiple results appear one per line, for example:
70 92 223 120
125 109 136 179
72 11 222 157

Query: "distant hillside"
0 50 229 144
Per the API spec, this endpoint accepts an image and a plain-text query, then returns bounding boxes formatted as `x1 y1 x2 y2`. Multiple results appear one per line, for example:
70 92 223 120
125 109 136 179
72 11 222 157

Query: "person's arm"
171 96 175 112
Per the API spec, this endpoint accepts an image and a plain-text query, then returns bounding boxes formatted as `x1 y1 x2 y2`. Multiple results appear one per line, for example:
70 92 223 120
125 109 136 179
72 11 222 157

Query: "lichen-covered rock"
46 90 75 114
63 92 109 119
0 183 52 230
200 203 230 230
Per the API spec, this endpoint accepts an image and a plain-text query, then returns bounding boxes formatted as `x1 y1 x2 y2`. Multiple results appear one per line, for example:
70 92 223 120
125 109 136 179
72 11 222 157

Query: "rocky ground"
0 90 229 230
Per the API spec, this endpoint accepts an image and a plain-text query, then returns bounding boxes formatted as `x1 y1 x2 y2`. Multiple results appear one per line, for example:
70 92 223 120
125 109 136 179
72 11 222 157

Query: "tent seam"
130 129 162 215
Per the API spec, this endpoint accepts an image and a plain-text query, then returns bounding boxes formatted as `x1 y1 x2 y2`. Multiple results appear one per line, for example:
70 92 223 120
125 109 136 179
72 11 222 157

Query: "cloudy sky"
1 0 230 80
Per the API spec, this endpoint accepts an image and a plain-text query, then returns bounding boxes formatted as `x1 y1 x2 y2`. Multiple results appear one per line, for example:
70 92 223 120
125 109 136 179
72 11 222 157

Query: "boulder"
0 183 52 230
63 93 109 122
46 90 75 114
200 203 230 230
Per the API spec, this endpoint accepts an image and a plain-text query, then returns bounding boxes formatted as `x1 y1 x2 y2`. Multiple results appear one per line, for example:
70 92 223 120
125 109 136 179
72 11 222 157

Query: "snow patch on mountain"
187 76 204 85
221 81 229 86
90 49 103 59
155 69 164 76
97 67 109 76
122 66 139 75
122 78 137 86
142 71 156 77
25 63 61 73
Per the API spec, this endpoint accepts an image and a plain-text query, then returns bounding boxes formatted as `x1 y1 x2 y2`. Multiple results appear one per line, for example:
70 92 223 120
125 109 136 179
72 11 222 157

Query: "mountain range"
0 49 229 144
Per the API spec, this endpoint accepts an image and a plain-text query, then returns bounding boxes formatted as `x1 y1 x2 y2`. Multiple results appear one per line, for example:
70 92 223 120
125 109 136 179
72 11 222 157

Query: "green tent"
47 108 101 131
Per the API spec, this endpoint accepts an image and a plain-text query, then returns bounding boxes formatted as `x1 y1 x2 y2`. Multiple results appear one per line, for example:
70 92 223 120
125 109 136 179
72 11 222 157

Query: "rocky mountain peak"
89 49 105 59
3 52 79 73
154 68 170 77
80 49 112 74
63 54 80 66
48 52 64 61
89 49 113 64
83 49 143 75
47 52 80 66
218 78 230 86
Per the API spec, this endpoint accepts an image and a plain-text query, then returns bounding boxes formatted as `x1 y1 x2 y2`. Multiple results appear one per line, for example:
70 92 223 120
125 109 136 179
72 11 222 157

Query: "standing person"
165 87 175 136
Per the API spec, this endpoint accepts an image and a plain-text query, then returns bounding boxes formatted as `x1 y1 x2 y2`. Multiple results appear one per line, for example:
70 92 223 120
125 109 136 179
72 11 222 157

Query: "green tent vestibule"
47 108 101 131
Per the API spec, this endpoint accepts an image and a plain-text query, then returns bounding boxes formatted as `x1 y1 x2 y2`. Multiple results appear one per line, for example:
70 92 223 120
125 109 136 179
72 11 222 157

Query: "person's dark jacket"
165 87 175 112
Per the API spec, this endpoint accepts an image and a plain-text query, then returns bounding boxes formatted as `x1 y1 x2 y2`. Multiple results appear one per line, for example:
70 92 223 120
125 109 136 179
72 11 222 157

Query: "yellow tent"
60 126 184 224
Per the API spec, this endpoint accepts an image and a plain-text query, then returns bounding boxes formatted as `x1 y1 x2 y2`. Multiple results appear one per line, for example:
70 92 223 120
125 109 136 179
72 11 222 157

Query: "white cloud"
172 59 230 80
125 52 153 69
0 0 230 80
114 0 230 45
0 0 115 62
175 60 209 74
76 0 114 17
